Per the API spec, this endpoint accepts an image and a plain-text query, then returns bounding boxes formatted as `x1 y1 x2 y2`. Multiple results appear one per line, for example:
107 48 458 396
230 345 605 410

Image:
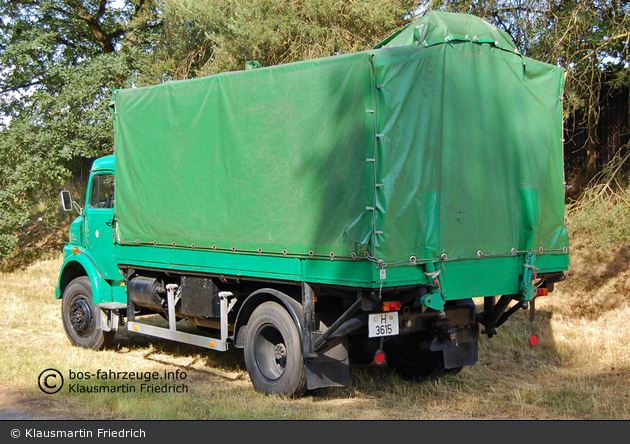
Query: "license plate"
368 312 399 338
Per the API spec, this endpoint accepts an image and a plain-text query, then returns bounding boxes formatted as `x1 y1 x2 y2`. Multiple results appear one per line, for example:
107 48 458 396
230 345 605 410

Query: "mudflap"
305 337 349 390
443 323 479 369
444 341 478 369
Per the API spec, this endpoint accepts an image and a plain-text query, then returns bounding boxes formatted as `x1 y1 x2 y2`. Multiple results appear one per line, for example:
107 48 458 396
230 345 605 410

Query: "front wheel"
244 301 307 397
61 276 115 350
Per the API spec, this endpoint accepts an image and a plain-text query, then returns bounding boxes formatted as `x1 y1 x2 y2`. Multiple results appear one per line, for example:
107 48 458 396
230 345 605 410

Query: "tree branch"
0 80 42 95
67 0 122 53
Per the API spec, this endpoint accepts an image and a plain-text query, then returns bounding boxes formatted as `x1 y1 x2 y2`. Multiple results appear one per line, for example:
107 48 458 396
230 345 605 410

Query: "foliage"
1 0 629 259
0 0 415 259
567 185 630 248
566 152 630 249
143 0 416 82
0 1 161 256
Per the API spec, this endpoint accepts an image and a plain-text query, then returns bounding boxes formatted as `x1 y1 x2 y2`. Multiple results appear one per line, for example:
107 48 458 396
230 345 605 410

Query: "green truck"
56 11 569 397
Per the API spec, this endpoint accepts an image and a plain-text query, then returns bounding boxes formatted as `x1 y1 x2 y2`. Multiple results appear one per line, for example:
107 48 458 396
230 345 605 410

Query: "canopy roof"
374 11 518 54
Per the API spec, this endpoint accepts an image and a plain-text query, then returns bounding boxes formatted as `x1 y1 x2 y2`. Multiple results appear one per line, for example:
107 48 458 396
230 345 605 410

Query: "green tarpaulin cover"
112 11 568 266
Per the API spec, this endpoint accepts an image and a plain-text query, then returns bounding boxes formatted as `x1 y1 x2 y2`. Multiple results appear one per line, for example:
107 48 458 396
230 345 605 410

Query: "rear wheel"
384 337 447 381
61 276 115 350
445 366 463 376
348 336 381 365
244 301 307 397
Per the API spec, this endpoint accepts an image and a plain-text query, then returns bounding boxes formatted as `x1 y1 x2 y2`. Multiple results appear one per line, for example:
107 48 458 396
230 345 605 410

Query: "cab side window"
88 173 115 209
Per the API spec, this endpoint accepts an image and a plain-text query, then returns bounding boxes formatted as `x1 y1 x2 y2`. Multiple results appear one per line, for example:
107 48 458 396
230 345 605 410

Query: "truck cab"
56 155 125 350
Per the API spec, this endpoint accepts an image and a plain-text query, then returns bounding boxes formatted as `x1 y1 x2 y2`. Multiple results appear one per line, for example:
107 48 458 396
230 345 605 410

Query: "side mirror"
60 190 73 212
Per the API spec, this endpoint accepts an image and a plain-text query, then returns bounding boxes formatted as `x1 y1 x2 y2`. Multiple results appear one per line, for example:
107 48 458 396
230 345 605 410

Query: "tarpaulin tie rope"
424 269 441 279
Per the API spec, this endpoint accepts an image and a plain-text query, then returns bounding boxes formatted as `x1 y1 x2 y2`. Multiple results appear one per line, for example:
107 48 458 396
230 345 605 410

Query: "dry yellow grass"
1 237 629 420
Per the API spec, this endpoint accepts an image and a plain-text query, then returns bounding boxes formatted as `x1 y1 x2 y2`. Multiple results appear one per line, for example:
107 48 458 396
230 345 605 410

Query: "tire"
61 276 115 350
445 366 463 376
244 301 307 397
348 336 381 365
384 338 446 381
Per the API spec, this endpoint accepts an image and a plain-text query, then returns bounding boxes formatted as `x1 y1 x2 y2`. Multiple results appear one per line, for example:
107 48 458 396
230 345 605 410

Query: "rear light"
536 288 548 297
374 350 386 365
382 301 401 311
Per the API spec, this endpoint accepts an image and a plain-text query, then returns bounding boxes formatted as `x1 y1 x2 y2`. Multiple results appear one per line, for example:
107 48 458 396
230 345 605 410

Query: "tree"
13 0 625 259
143 0 416 82
0 0 161 256
0 0 418 259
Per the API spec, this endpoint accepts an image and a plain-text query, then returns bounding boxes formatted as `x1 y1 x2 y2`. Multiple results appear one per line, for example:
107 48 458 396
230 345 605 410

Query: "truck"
56 11 569 397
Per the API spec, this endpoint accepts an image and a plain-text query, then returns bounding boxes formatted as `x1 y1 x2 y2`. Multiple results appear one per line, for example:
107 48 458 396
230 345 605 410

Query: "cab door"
84 171 119 280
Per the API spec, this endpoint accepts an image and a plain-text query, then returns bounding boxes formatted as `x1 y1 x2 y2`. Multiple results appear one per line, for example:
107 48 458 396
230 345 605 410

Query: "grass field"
1 225 628 420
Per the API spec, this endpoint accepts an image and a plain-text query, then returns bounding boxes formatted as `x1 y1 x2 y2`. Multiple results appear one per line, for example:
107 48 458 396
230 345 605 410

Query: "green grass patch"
567 182 630 249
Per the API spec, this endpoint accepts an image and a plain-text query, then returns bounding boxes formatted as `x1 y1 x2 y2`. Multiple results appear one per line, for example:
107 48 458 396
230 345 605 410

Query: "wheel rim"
253 323 287 382
70 295 96 337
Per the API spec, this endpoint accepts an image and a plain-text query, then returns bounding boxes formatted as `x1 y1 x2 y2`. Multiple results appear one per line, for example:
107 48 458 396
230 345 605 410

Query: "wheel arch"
233 288 304 349
57 255 112 305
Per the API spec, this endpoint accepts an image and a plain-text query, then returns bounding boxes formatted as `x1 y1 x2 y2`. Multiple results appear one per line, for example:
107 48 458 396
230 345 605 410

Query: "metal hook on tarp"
420 262 445 312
